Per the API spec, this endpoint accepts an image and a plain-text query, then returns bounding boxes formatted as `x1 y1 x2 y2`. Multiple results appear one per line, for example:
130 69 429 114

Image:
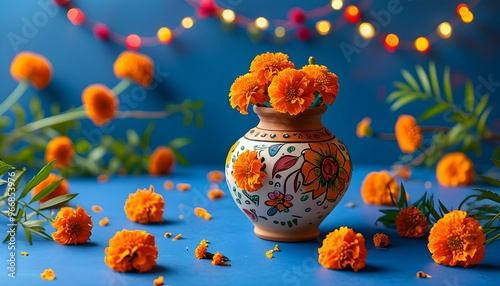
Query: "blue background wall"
1 0 499 167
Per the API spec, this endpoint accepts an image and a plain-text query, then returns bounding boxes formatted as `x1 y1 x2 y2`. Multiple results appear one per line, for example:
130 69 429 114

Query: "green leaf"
11 103 25 129
75 139 92 154
140 121 156 150
50 102 60 115
24 226 52 241
0 116 11 129
474 94 489 117
393 81 412 91
464 80 475 112
477 106 493 135
19 161 55 200
389 94 422 111
39 193 78 210
28 178 63 204
24 226 33 245
168 138 192 149
29 95 44 120
195 112 204 128
87 146 106 162
398 183 408 209
416 64 431 95
418 103 449 121
3 225 17 243
492 158 500 170
401 69 421 92
171 148 189 166
386 90 410 103
446 124 467 145
443 66 453 103
0 161 13 175
126 129 140 148
428 61 441 100
478 175 500 187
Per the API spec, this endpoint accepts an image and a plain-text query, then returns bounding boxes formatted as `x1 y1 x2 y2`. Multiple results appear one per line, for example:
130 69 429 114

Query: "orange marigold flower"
124 185 165 224
153 275 164 286
436 152 475 187
40 268 56 280
113 51 154 87
360 170 400 206
229 73 267 114
32 173 69 203
427 210 485 267
318 226 367 272
265 250 274 259
82 84 118 126
148 146 175 176
395 114 422 153
268 68 315 115
356 117 373 138
10 51 52 89
373 233 390 247
45 136 74 168
208 189 225 200
249 52 295 86
211 251 230 266
51 205 93 245
195 243 207 259
395 206 428 238
231 149 266 192
104 229 158 273
301 64 339 105
207 170 224 183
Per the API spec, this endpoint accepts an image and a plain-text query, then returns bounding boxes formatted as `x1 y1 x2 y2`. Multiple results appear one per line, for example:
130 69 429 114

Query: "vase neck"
254 106 326 131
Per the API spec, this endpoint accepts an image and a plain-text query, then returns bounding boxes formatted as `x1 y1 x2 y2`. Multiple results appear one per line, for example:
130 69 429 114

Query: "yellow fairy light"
358 22 375 39
222 9 236 23
437 22 452 39
274 26 286 38
315 20 331 36
384 33 399 51
414 37 430 53
157 27 173 44
461 11 474 23
181 17 194 29
255 17 269 30
331 0 343 10
457 4 470 17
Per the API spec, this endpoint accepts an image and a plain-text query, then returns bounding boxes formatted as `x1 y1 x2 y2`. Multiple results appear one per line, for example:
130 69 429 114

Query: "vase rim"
252 105 327 117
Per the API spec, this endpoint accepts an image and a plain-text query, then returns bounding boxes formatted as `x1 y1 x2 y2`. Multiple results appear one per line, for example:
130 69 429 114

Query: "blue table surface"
1 165 500 286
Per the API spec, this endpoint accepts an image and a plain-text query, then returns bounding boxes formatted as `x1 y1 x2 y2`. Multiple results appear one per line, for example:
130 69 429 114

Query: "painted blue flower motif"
265 190 293 216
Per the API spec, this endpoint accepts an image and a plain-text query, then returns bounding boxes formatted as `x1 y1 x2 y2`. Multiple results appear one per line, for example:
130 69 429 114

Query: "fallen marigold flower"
194 207 212 220
195 243 208 259
208 189 225 200
91 205 103 213
32 173 69 204
40 268 56 280
176 183 191 192
149 146 175 176
356 117 372 138
45 136 74 168
273 245 280 252
212 251 231 266
52 205 93 245
318 226 367 272
436 152 475 187
373 233 390 247
20 251 29 256
427 210 485 267
99 217 109 226
396 206 428 238
163 180 174 190
124 185 165 224
153 275 164 286
104 229 158 273
231 149 266 192
10 51 52 89
113 51 154 87
416 271 432 278
82 84 118 126
207 170 224 183
395 114 422 153
265 250 274 259
360 170 400 206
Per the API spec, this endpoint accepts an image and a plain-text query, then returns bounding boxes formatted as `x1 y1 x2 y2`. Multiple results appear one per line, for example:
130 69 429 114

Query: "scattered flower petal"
176 183 191 191
164 232 172 238
273 245 280 252
91 205 103 213
416 271 432 278
356 117 372 138
172 233 182 241
207 170 224 183
163 180 174 190
97 174 108 183
40 268 56 280
211 251 231 266
208 189 225 200
99 217 109 226
20 251 29 256
194 207 212 220
153 275 164 286
373 233 390 247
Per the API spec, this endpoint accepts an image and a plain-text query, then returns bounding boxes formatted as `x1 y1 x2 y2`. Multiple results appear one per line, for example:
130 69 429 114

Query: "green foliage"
0 160 77 245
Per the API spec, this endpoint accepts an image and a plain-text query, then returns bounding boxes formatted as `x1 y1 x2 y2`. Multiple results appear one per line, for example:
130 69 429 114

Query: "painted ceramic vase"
225 105 352 242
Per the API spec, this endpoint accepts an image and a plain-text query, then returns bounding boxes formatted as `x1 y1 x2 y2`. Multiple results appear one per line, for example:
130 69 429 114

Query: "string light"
331 0 343 11
255 17 269 30
316 20 331 36
358 22 375 39
461 11 474 23
437 22 452 39
384 34 399 52
274 26 286 38
181 17 194 29
414 37 430 53
344 5 360 24
222 9 236 23
125 34 141 50
157 27 173 44
67 8 85 25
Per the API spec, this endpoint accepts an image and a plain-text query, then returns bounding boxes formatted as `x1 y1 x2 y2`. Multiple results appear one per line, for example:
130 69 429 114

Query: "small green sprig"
0 160 77 245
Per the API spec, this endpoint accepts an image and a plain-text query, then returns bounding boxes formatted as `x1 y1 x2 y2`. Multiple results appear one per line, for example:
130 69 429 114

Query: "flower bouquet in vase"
225 52 352 242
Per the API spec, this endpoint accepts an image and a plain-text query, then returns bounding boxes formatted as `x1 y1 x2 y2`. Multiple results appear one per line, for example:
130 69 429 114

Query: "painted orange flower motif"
52 205 93 245
82 84 118 126
231 149 266 192
268 68 315 115
249 52 295 86
395 114 422 153
436 152 475 187
318 226 367 272
229 73 268 114
301 64 339 105
265 190 293 215
124 185 165 224
301 142 351 204
356 117 373 138
395 206 428 238
113 51 154 87
10 51 52 89
148 146 176 176
45 136 74 168
360 170 400 206
427 210 485 267
32 173 69 203
104 229 158 272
